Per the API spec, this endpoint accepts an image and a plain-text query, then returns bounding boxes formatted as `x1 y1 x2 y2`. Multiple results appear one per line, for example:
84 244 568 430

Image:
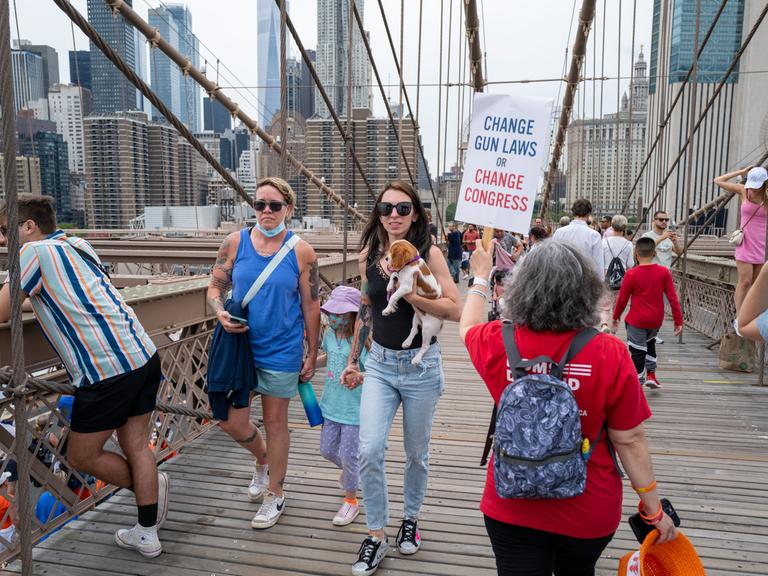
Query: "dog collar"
390 255 421 273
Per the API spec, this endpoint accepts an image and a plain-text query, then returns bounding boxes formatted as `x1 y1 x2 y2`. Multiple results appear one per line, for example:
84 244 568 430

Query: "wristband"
472 276 490 288
637 501 663 525
468 289 488 300
632 480 657 494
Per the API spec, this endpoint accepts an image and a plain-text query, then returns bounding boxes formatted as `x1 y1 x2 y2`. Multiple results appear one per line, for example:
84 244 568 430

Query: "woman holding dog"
342 180 460 576
460 240 677 576
206 176 320 530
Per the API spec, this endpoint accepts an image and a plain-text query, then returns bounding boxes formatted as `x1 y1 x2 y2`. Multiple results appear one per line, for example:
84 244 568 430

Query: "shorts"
71 353 161 434
209 367 300 421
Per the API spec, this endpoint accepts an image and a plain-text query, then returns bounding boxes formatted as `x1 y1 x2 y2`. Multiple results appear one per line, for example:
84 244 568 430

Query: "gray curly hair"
503 240 605 332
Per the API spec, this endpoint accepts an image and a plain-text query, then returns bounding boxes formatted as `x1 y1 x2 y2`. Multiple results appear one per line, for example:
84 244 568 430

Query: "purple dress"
735 191 767 264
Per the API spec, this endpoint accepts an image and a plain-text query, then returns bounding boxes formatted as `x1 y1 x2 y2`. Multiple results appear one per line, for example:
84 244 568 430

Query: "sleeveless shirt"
231 228 304 371
367 256 437 351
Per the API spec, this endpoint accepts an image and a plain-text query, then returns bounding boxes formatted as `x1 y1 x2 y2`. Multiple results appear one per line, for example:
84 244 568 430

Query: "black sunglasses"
655 217 670 222
376 202 413 216
254 200 287 212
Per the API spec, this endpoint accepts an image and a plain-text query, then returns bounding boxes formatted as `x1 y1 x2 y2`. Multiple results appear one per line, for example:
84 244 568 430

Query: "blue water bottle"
298 381 324 427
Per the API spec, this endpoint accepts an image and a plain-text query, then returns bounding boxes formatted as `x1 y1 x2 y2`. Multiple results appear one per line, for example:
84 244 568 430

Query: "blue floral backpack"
480 322 620 499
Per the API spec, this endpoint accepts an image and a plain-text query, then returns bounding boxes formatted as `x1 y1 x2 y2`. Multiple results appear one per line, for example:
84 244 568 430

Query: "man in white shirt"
641 210 682 268
553 198 604 273
600 215 615 238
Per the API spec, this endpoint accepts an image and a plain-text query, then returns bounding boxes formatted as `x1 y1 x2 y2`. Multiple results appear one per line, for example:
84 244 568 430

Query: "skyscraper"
19 42 60 95
149 6 182 122
315 0 372 118
88 0 139 114
300 49 316 119
257 0 282 128
20 132 71 222
166 4 201 132
644 0 746 227
48 84 90 175
203 97 231 133
11 49 45 114
69 50 92 91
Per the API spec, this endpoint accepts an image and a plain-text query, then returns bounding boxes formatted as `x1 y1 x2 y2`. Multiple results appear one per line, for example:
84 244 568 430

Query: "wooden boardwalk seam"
6 313 768 575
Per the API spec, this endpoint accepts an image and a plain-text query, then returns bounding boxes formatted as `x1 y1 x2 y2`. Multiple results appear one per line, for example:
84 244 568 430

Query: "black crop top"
366 256 437 351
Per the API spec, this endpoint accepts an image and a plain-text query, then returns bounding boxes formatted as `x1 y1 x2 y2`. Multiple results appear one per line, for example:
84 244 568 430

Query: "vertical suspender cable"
678 0 701 343
597 0 606 215
415 0 423 126
279 0 288 178
436 0 444 217
0 1 31 573
625 0 637 216
343 0 355 284
614 0 622 198
396 0 405 174
442 0 454 223
590 5 597 211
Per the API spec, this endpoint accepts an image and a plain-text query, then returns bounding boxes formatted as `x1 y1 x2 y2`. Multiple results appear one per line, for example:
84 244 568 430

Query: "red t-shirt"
464 322 651 538
463 229 480 251
613 264 683 328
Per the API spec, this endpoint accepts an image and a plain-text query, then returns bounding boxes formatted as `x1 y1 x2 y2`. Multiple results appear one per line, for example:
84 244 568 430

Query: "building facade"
644 0 748 230
0 155 42 197
166 3 200 132
203 97 231 134
48 84 89 174
21 42 60 95
257 0 282 128
88 0 139 114
149 6 182 123
567 51 649 216
315 0 372 119
69 50 92 91
11 49 45 115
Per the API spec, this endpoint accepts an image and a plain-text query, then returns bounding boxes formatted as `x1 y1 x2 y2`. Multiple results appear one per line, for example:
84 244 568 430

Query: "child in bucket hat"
618 530 705 576
316 286 369 526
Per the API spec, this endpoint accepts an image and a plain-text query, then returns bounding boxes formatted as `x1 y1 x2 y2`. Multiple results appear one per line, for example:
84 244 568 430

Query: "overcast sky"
20 0 652 175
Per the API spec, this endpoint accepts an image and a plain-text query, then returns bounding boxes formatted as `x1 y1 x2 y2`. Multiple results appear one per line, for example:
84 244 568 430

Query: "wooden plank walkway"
6 310 768 575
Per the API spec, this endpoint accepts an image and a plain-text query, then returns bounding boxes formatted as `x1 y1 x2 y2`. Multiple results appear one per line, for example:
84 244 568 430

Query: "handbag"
207 234 301 402
728 200 765 246
718 333 756 372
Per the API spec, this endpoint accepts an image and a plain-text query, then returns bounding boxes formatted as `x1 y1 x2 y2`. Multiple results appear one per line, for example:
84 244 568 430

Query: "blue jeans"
448 258 461 282
358 341 444 531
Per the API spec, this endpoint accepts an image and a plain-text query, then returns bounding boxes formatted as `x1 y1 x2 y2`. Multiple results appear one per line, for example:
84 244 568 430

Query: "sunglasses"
376 202 413 216
254 200 287 212
655 217 670 222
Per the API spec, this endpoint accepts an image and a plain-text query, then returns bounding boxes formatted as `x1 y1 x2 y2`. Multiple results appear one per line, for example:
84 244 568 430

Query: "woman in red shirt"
459 239 676 576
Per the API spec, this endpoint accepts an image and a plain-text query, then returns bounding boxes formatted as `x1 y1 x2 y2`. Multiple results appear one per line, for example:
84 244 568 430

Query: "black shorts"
71 353 161 434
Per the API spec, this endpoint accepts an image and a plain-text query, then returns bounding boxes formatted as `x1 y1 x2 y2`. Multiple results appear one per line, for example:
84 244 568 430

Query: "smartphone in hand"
628 498 681 544
229 314 248 326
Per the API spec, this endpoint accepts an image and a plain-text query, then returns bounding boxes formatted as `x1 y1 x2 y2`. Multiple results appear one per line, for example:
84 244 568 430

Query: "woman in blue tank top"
206 176 320 531
341 180 460 576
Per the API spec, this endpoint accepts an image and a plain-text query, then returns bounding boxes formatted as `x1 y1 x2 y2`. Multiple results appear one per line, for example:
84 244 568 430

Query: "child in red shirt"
612 237 682 389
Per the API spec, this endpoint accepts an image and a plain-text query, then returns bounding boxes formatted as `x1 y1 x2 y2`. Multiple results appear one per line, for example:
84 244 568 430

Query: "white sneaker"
114 524 162 558
352 536 389 576
251 491 285 529
248 462 269 502
332 501 360 526
157 471 169 528
655 335 664 344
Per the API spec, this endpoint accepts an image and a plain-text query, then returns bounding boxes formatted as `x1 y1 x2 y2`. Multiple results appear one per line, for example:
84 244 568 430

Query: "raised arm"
404 245 461 321
713 167 750 198
206 232 247 334
297 241 321 381
460 240 492 341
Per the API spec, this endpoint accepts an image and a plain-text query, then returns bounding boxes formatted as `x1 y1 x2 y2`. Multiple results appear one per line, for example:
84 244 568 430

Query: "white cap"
745 166 768 190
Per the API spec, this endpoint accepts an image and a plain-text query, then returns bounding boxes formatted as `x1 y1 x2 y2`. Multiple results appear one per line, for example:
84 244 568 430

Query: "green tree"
445 202 457 222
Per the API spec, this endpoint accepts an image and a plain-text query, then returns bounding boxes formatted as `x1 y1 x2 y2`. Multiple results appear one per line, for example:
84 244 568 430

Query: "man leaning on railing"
0 196 169 558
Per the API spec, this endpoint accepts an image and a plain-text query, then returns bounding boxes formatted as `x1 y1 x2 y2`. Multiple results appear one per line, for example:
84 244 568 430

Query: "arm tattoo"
352 302 372 363
209 237 233 313
308 259 319 301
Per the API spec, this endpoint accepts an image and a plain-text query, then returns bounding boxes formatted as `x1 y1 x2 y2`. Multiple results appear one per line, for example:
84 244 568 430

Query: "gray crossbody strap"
242 234 301 307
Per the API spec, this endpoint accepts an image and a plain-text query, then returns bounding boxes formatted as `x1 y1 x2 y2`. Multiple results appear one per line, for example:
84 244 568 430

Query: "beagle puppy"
382 239 443 365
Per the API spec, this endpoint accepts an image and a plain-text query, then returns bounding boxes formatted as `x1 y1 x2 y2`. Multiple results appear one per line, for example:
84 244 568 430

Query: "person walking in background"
460 240 677 576
316 286 369 527
558 216 570 229
446 222 463 283
600 215 615 237
341 180 460 576
641 210 682 269
714 166 768 316
553 199 604 273
600 215 634 332
0 196 168 558
207 176 320 530
462 224 480 280
612 238 683 389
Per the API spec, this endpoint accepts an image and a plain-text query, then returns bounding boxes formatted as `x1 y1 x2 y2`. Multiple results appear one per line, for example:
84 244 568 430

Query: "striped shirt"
19 230 156 388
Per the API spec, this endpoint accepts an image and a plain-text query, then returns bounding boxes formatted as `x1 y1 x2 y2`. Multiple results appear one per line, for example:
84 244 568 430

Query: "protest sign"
455 93 553 233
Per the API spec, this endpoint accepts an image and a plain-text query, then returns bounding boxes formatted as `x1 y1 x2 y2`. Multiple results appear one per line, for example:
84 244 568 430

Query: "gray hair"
611 214 628 232
503 240 605 332
559 216 571 227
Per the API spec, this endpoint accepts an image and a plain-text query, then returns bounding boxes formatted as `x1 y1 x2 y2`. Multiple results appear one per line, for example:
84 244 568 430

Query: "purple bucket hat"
321 285 361 315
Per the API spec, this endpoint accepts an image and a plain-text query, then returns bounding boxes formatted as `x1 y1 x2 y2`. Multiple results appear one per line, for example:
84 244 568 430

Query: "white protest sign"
455 93 553 233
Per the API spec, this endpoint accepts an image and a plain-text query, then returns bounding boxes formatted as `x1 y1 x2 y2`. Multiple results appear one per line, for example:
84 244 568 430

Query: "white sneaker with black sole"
250 490 285 529
351 536 389 576
114 524 162 558
248 462 269 502
157 471 169 528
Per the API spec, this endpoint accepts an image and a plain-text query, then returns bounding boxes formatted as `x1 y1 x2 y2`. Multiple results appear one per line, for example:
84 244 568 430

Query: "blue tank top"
231 228 304 371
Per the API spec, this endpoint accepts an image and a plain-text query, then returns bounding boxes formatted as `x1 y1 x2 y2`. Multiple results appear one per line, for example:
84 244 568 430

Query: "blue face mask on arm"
254 221 286 238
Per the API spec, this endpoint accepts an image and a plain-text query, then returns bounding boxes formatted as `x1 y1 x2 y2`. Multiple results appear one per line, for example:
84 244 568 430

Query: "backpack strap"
554 327 599 378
